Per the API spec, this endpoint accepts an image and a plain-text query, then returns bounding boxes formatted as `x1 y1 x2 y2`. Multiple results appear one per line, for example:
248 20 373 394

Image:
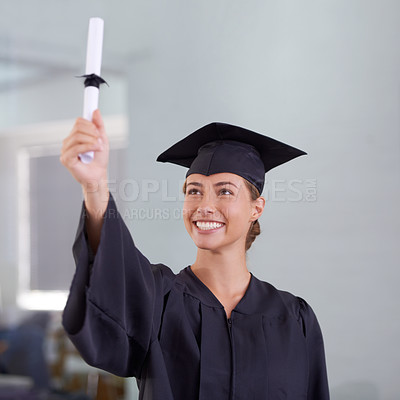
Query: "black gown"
62 195 330 400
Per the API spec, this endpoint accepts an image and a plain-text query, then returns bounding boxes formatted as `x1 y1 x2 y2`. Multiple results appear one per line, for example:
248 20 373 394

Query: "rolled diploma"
79 17 104 164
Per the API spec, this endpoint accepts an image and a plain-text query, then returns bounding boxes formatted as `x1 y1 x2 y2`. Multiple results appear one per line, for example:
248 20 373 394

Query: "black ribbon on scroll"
77 73 109 88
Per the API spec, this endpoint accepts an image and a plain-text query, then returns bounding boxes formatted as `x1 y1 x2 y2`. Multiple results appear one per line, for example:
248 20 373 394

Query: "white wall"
0 1 399 398
123 2 400 399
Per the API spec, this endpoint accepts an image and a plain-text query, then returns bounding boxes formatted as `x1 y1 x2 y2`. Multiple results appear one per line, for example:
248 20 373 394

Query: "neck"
191 246 250 297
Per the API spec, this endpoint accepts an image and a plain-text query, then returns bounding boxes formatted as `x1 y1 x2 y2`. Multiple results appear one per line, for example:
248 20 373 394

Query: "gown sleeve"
62 194 173 378
298 298 330 400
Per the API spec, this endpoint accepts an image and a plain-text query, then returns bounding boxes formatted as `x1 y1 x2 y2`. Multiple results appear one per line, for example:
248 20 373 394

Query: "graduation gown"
62 196 330 400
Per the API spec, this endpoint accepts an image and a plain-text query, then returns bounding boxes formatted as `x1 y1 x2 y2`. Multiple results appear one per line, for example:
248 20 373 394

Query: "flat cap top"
156 122 306 193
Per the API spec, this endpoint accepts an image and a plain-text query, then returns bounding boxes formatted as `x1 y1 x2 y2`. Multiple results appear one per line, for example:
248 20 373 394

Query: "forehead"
186 172 244 186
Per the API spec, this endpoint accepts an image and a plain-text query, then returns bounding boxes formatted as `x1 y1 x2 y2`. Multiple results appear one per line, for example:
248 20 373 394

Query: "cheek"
182 200 195 223
223 201 253 226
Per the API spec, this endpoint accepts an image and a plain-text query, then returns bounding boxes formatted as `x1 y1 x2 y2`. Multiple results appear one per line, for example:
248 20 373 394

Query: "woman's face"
183 173 264 252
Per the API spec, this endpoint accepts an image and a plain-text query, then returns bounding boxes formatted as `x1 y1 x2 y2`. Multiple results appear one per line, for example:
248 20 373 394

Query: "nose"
196 195 216 216
197 205 215 216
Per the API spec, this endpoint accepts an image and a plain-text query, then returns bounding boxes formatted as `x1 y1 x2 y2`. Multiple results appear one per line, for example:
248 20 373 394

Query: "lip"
192 219 225 223
193 220 225 233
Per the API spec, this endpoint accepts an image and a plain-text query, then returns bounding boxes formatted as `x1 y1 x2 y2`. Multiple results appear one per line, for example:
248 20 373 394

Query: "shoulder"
253 277 319 337
151 263 178 295
277 289 319 335
276 289 307 321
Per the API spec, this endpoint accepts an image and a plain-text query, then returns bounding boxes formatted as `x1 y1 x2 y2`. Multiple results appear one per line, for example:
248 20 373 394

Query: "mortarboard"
156 122 306 194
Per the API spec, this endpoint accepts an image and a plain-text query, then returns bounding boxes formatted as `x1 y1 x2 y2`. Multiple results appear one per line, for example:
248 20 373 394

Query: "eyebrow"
186 181 239 189
214 181 238 189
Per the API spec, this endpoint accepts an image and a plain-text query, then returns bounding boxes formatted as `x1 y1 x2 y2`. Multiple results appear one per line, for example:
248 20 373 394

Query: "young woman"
60 110 329 400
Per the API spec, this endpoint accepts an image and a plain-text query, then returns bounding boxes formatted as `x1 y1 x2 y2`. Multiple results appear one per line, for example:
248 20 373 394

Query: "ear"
250 196 265 221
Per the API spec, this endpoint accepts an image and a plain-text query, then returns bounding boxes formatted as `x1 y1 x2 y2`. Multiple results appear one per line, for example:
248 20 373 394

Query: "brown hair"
243 180 261 251
182 178 261 251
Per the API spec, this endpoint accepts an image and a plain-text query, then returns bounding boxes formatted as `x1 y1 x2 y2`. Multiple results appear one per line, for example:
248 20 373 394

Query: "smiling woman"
60 113 330 400
182 173 264 255
182 177 262 251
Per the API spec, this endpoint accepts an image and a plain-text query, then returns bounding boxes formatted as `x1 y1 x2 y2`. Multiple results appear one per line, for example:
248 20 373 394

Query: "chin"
191 237 223 251
193 241 219 251
196 245 219 252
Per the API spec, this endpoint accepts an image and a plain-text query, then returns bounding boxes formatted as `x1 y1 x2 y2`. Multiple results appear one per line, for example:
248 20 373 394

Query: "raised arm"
60 112 174 377
60 109 109 252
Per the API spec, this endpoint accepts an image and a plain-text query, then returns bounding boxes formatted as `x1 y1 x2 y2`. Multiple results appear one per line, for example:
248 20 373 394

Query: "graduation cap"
156 122 306 194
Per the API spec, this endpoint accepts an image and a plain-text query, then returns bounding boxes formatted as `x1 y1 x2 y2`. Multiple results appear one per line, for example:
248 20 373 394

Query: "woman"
60 110 330 400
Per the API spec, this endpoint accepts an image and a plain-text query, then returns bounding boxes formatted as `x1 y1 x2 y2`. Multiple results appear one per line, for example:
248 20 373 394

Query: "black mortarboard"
156 122 306 194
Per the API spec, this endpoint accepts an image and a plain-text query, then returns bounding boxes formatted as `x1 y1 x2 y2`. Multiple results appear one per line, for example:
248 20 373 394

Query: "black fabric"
77 73 108 89
156 122 306 193
62 196 330 400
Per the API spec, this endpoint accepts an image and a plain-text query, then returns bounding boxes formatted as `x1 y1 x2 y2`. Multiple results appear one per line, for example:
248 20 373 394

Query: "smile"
195 221 224 231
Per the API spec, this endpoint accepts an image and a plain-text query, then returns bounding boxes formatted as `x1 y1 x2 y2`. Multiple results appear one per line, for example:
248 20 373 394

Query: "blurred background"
0 0 399 399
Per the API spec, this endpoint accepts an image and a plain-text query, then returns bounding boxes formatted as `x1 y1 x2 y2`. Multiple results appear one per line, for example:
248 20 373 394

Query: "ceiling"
0 0 166 92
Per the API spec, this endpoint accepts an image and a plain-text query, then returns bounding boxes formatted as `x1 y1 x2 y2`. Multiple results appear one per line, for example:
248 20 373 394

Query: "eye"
219 188 233 196
186 188 201 196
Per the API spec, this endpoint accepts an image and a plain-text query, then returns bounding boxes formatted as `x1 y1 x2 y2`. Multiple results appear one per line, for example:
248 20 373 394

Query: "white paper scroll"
79 17 104 164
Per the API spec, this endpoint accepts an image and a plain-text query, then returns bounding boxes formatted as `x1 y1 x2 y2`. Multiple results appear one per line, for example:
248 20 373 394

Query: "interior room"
0 1 399 399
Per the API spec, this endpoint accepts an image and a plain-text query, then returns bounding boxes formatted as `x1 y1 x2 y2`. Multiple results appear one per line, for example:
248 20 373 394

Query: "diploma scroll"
79 17 105 164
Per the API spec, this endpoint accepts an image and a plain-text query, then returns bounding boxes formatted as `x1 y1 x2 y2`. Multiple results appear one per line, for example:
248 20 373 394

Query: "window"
17 116 127 310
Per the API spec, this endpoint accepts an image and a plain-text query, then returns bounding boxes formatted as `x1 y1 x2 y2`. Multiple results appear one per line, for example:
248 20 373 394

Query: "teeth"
196 221 223 230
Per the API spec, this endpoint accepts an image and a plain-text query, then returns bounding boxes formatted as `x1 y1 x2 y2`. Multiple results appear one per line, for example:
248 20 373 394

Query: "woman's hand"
60 109 109 190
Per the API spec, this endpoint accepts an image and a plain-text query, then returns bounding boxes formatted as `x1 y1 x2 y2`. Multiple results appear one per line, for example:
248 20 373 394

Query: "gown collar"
180 266 224 309
179 266 273 315
179 266 288 317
